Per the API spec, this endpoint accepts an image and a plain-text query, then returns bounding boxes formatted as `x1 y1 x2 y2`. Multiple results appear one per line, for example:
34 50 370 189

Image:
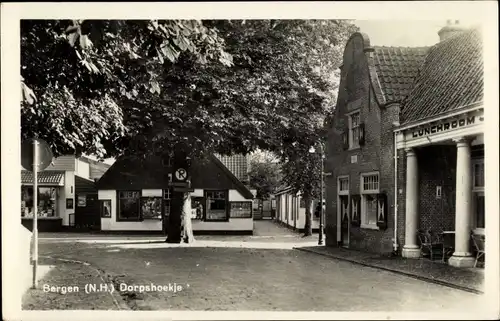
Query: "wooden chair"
471 233 485 268
417 229 444 261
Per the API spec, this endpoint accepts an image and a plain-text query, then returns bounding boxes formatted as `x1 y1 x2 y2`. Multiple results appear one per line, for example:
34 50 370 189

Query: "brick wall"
396 145 457 252
325 33 400 254
417 145 457 232
396 148 407 252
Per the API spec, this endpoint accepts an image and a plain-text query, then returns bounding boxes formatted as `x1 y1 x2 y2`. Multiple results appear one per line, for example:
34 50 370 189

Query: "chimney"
438 20 466 42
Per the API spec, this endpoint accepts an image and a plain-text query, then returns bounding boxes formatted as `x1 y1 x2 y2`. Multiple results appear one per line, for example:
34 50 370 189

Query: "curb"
294 247 483 295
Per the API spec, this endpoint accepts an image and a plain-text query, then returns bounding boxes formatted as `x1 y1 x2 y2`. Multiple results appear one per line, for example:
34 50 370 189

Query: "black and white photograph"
1 1 499 320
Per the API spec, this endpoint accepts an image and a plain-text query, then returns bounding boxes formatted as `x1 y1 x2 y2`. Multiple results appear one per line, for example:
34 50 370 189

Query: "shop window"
117 191 141 221
205 190 228 221
348 111 361 149
191 196 204 220
141 197 162 220
360 172 380 228
21 186 58 218
230 202 252 218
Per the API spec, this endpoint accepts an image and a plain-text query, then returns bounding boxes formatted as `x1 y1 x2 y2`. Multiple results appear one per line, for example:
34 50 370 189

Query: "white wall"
99 188 253 231
59 171 75 226
228 189 249 202
192 189 203 197
275 192 319 231
142 189 162 197
75 159 90 179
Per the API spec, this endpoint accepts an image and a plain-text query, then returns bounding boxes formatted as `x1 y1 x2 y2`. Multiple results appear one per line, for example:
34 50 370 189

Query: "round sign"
21 138 53 172
174 168 188 181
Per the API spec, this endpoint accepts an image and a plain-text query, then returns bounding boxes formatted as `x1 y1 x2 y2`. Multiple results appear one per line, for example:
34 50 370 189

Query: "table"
441 231 455 259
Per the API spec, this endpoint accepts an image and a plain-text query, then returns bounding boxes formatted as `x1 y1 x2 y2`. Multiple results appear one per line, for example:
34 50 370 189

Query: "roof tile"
21 171 65 185
373 46 429 103
401 28 483 124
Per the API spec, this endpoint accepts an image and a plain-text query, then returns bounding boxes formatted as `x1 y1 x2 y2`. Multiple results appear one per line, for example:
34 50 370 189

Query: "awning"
21 171 65 186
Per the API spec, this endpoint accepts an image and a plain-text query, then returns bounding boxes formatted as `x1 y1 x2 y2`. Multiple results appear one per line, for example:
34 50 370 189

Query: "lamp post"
309 143 325 246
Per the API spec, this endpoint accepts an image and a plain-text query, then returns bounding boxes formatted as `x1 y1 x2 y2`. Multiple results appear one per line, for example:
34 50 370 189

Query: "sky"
354 19 479 47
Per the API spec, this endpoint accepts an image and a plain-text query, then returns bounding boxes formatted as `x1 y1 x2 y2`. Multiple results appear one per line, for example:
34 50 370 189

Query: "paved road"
26 234 484 312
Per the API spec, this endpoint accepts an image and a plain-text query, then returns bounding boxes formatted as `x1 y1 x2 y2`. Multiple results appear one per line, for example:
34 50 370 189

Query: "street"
22 222 484 312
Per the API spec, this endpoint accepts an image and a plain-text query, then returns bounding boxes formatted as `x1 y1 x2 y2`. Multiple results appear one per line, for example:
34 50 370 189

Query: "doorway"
339 195 350 247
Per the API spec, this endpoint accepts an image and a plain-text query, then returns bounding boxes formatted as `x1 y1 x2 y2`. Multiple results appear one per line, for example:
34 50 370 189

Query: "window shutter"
350 195 361 227
358 123 366 146
342 131 349 150
376 193 388 229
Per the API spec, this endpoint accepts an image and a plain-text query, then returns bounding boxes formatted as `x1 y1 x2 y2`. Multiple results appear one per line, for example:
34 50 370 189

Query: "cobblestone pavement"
22 235 487 313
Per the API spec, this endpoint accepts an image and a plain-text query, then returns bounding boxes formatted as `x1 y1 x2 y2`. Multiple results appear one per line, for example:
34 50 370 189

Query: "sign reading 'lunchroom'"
411 115 484 138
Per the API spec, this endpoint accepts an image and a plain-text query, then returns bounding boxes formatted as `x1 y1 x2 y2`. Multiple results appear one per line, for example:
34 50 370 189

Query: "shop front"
21 171 65 232
397 107 485 268
96 154 255 234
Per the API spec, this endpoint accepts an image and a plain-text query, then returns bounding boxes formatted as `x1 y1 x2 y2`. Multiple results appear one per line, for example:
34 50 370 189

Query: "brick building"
325 21 485 268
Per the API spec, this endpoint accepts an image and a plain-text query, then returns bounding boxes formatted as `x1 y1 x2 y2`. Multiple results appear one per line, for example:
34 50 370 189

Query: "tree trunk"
182 192 195 243
166 191 183 243
303 195 313 236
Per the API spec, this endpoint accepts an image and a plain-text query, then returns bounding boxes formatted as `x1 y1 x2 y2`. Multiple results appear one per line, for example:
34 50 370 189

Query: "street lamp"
309 143 325 246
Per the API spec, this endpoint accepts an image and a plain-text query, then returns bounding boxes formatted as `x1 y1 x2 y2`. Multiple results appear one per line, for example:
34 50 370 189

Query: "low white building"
21 155 102 231
96 154 255 234
274 187 321 232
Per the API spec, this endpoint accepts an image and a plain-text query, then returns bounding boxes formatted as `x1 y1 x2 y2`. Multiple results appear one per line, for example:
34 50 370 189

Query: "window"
163 189 171 219
338 176 349 193
100 199 112 218
472 159 485 230
141 197 162 220
473 159 485 191
348 112 361 149
299 197 306 209
230 202 252 218
21 187 58 218
475 193 485 229
117 191 141 221
362 173 379 193
360 172 380 228
205 190 228 221
191 196 204 220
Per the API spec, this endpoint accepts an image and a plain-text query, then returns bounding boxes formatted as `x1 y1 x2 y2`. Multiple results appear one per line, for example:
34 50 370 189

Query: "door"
339 195 350 247
75 193 100 230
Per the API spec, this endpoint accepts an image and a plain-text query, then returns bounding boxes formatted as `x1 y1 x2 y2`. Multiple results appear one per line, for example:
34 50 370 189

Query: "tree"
248 152 281 200
21 19 358 241
21 19 232 158
280 141 324 236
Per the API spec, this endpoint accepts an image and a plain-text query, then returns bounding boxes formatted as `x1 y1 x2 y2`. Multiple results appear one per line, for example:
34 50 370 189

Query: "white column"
402 148 421 258
448 137 475 267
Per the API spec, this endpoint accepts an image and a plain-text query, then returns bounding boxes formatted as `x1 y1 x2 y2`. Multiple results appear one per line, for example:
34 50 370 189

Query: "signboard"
173 187 195 193
77 195 86 207
410 114 484 139
21 138 53 172
174 168 188 181
169 181 190 187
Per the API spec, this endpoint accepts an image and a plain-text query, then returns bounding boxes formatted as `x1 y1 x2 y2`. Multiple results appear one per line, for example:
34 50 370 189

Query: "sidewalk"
295 246 484 294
